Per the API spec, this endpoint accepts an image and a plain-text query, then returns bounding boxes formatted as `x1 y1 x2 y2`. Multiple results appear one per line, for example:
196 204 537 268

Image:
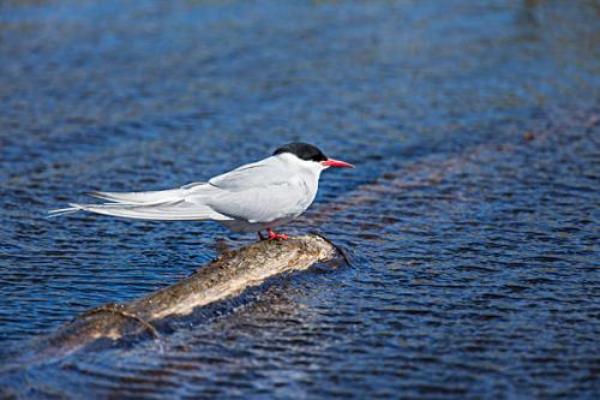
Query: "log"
37 234 340 356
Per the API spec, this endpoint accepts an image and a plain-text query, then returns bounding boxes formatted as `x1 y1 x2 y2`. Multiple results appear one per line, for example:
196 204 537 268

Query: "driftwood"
38 234 339 356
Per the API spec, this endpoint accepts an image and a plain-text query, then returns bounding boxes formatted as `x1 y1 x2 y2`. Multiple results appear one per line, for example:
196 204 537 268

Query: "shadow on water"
1 0 600 397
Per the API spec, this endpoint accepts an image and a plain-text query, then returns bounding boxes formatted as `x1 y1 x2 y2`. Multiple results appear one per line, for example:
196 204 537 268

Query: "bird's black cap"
273 142 327 162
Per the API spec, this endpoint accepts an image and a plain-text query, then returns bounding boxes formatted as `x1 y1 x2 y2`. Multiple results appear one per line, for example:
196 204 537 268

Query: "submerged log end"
33 233 342 357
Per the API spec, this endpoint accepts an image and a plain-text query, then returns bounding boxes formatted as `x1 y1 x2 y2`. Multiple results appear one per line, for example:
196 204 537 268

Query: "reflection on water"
1 0 600 397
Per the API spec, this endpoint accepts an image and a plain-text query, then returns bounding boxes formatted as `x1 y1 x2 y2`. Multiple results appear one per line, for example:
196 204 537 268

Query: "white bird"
49 143 354 240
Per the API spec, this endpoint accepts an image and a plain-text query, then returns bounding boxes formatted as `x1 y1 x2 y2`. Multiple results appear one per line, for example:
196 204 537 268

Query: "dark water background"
1 0 600 398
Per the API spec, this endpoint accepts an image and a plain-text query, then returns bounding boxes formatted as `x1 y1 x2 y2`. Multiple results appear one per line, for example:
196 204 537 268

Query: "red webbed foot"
267 228 289 240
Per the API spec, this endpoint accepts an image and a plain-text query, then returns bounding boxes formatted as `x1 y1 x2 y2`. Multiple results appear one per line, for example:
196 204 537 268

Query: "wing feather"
209 156 285 191
88 181 209 204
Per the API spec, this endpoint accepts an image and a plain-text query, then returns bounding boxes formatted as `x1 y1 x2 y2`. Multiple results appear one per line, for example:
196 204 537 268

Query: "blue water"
1 0 600 398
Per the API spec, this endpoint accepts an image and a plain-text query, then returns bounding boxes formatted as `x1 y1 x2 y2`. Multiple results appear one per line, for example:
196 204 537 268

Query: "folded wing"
208 156 285 191
49 156 300 223
88 181 207 204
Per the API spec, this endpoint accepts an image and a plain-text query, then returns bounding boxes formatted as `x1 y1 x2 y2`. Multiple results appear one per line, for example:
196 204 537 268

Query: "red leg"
267 228 289 240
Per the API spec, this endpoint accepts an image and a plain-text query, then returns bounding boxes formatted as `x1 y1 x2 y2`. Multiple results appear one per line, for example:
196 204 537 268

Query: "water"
1 0 600 397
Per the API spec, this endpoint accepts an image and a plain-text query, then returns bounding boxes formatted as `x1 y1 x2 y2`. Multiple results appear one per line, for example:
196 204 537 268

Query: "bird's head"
273 142 354 171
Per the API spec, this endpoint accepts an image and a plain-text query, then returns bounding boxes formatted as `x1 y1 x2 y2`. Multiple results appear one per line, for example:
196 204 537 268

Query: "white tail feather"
49 199 232 221
47 207 82 217
87 182 208 204
88 189 182 204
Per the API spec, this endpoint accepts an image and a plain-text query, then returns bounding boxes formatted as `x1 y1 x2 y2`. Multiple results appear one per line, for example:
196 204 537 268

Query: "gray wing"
205 156 312 223
207 182 307 223
208 156 285 191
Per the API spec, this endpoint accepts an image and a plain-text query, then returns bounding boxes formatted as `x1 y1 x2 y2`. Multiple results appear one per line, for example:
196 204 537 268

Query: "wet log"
40 234 339 355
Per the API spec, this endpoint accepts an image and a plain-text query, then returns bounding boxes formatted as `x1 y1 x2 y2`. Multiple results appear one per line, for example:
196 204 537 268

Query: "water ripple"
1 0 600 398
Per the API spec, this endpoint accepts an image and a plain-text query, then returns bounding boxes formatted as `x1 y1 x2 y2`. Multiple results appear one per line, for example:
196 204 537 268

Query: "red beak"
321 158 354 168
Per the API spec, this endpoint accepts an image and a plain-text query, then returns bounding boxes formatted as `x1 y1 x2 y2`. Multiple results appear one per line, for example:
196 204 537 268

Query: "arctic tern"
50 143 354 240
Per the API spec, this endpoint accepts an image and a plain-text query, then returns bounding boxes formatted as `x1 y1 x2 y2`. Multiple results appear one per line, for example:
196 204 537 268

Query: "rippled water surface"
1 0 600 398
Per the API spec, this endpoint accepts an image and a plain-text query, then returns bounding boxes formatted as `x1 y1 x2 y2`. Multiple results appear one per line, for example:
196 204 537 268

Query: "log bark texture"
41 234 338 355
